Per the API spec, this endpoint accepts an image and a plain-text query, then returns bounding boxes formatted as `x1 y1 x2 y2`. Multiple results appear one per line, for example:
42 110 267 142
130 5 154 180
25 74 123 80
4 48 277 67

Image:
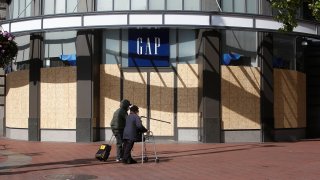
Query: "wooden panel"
177 64 199 128
100 64 121 128
123 71 147 126
5 70 29 128
274 69 306 128
40 67 76 129
221 66 261 130
150 72 174 136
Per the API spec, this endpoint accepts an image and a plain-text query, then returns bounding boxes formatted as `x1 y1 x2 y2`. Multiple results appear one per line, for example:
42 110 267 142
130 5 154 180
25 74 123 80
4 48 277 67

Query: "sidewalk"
1 137 320 180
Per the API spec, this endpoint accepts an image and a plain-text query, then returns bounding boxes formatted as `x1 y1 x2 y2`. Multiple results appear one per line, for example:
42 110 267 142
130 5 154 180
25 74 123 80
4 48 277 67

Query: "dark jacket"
123 113 147 141
110 99 131 131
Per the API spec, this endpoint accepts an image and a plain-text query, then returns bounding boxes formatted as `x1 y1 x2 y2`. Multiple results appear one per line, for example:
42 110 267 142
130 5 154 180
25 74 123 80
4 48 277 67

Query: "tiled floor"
1 137 320 180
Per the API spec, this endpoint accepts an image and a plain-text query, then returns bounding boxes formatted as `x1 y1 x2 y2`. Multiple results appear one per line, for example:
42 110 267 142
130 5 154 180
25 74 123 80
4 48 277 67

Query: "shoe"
122 159 128 164
116 158 122 162
128 158 137 164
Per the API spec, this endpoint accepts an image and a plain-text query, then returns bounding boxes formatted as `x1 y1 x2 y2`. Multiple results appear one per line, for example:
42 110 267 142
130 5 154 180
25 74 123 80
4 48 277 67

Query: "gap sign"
128 29 170 67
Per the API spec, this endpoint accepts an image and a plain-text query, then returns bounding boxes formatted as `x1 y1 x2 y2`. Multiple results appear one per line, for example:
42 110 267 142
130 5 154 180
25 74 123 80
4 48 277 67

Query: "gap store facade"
1 0 320 142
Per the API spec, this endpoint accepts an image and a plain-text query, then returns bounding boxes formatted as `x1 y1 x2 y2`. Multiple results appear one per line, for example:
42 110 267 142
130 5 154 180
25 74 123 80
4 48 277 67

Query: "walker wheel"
155 158 159 163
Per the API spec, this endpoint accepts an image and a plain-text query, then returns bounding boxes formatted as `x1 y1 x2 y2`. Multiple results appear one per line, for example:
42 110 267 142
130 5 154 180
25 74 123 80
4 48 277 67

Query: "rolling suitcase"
95 135 115 161
95 144 112 161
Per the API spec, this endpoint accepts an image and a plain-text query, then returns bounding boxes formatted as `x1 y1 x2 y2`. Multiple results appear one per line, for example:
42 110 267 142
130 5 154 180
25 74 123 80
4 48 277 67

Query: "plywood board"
221 66 261 130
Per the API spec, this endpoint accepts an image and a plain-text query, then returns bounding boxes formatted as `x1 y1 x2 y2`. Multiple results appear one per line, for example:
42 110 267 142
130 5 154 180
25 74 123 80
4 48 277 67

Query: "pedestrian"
122 105 148 164
110 99 131 162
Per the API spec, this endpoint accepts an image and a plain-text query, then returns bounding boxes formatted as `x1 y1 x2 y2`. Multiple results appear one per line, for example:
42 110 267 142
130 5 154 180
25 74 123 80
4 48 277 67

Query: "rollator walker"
139 116 171 164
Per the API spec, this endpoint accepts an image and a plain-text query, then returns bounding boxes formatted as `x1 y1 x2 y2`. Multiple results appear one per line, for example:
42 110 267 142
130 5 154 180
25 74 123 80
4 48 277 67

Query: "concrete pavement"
1 137 320 180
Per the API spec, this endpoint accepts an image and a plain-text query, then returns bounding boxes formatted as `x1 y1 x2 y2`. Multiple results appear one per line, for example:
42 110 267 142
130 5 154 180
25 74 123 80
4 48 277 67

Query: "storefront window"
44 31 77 67
273 34 295 70
222 30 258 67
13 35 30 71
178 29 196 64
103 29 121 64
103 29 196 67
10 0 32 19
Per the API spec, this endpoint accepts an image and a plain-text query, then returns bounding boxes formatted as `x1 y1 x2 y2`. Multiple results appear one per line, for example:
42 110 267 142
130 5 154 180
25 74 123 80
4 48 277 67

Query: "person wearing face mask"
122 105 148 164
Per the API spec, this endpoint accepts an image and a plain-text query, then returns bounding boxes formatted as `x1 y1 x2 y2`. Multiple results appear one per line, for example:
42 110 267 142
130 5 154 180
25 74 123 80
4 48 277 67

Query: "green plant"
271 0 320 32
0 31 18 68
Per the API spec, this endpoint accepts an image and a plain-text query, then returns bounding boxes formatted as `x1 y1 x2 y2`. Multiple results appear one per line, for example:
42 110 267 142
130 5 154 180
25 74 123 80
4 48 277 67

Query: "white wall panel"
43 17 82 29
294 22 317 35
11 19 42 32
255 18 282 30
165 14 209 25
84 15 127 26
212 16 253 28
1 23 10 32
129 14 162 25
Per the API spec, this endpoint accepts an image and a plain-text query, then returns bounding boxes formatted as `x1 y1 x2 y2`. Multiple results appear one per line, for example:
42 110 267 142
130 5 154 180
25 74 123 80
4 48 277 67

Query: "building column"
259 32 274 142
198 30 221 143
0 69 5 136
76 30 100 142
28 33 43 141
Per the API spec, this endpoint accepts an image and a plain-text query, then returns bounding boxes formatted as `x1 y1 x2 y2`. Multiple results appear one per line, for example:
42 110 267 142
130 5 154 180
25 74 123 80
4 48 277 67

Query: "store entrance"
122 69 174 138
304 38 320 138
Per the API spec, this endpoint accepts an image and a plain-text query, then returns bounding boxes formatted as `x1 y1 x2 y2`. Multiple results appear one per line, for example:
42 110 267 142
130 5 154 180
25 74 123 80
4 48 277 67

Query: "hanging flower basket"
0 31 18 68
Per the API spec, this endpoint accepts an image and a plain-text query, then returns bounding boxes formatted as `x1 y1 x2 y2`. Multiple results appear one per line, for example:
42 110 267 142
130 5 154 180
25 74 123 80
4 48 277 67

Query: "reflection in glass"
96 0 113 11
44 0 55 15
149 0 165 10
114 0 130 10
184 0 200 11
131 0 147 10
247 0 257 14
56 0 66 14
44 31 77 67
104 30 121 64
234 0 245 13
167 0 183 10
179 30 196 64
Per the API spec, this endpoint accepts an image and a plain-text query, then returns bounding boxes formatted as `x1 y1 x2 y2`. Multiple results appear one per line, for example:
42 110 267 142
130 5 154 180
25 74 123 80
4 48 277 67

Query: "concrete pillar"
28 33 43 141
76 30 101 142
259 32 274 142
198 30 221 143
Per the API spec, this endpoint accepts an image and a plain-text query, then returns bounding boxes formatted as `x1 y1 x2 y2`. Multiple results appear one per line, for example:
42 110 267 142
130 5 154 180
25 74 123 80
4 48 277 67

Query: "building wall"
274 69 306 128
177 64 199 141
150 71 174 136
122 71 148 123
40 67 77 129
100 64 121 128
100 64 199 140
221 66 261 129
0 2 6 20
6 70 29 128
